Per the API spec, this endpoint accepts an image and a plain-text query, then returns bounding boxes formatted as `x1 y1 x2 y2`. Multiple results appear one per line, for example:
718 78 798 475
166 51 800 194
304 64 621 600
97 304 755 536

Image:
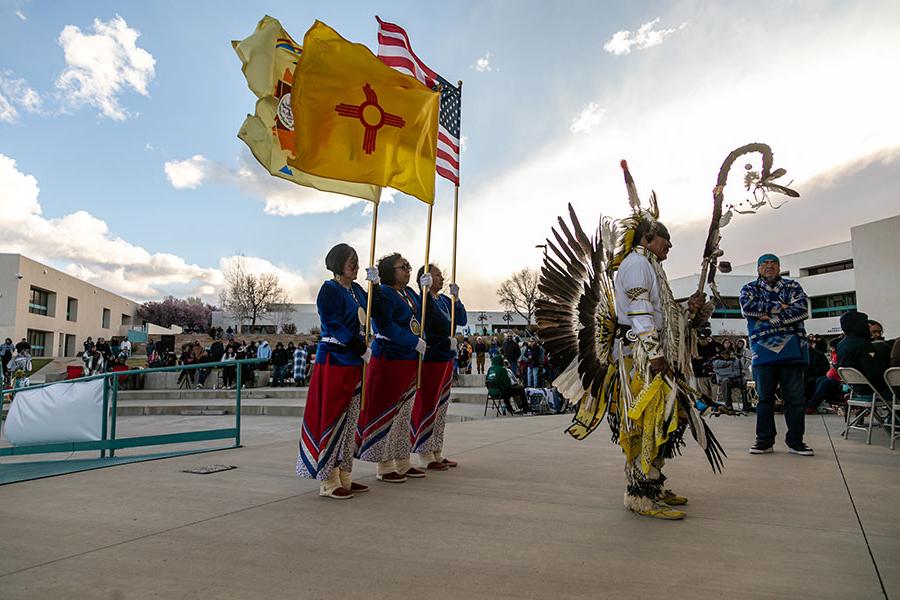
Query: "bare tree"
496 268 542 325
219 258 289 328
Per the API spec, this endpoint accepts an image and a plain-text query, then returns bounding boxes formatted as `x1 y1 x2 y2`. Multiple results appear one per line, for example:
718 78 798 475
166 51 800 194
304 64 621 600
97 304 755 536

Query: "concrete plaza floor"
0 413 897 599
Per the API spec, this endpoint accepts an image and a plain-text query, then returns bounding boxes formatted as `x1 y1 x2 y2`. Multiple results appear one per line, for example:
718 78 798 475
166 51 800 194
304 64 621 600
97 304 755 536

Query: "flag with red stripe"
376 16 461 185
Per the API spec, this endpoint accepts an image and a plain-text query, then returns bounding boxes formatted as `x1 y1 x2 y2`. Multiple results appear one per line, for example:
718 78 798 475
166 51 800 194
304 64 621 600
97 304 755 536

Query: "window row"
26 286 129 328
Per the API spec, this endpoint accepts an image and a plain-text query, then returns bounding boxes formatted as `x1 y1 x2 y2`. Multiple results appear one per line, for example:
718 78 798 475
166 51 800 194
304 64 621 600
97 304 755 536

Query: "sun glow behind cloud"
333 4 900 309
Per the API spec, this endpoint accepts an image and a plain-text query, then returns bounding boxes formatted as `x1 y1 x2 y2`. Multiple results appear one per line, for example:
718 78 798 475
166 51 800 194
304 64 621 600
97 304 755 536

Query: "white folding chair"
838 367 890 445
883 367 900 451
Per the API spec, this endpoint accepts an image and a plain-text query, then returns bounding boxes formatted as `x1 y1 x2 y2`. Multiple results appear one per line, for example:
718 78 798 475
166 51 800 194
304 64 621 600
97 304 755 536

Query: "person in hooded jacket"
837 310 891 401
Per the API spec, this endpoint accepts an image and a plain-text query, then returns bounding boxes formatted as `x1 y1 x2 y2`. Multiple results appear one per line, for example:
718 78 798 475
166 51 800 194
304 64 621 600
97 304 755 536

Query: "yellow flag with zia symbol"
290 21 439 204
233 16 381 203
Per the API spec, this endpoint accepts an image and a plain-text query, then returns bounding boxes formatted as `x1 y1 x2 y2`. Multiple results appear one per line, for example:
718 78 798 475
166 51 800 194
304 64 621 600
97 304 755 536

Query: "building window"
810 292 856 318
121 314 133 327
67 297 78 322
102 308 111 329
803 260 854 277
29 287 50 316
711 296 744 319
26 329 49 357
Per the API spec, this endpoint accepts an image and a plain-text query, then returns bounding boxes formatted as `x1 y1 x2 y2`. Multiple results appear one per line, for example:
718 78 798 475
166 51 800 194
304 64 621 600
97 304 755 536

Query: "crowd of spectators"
688 313 899 417
147 338 317 389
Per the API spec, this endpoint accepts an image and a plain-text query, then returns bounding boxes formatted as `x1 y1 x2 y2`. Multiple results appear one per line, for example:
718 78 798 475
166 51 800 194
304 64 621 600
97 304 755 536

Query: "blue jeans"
754 363 806 446
527 366 539 388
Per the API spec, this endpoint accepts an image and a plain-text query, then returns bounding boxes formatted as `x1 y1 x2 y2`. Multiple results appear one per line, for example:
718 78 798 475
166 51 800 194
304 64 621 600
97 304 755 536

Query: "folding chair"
884 367 900 451
484 390 506 417
838 367 890 445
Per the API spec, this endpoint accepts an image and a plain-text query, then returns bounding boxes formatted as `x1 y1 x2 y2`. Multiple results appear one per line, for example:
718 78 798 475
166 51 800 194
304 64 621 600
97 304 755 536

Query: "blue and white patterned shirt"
739 276 809 366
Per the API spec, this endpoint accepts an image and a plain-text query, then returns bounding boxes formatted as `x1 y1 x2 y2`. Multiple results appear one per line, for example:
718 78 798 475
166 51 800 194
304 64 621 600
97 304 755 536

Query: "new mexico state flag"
291 21 439 204
233 16 381 203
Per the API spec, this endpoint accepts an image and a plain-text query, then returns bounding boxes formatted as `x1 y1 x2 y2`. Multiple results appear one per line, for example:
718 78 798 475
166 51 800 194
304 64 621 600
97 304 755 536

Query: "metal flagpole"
416 202 434 388
449 80 463 336
360 201 379 410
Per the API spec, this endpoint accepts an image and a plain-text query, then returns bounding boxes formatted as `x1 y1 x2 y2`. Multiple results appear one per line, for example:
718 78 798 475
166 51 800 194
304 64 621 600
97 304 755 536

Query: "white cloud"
15 10 26 21
460 135 469 153
55 15 156 120
164 155 209 189
0 94 15 123
163 150 371 216
472 52 493 72
0 153 311 302
569 102 605 134
604 18 686 55
0 73 42 122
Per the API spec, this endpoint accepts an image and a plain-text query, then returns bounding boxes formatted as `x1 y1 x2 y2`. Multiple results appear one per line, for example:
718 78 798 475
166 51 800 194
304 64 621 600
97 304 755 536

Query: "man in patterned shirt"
740 254 813 456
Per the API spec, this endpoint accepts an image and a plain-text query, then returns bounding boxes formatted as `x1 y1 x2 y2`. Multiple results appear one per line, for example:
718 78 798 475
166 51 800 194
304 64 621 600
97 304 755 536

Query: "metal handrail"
1 357 265 460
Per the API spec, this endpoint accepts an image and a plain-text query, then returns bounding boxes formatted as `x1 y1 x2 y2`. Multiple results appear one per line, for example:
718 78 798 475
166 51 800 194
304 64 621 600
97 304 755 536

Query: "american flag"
376 16 461 186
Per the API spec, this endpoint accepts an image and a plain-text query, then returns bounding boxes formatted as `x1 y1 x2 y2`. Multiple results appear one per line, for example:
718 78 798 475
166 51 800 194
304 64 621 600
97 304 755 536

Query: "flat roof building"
0 254 140 357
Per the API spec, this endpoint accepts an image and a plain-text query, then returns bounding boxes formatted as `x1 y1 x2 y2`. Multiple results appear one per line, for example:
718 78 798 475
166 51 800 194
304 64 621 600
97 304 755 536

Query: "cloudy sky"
1 1 899 309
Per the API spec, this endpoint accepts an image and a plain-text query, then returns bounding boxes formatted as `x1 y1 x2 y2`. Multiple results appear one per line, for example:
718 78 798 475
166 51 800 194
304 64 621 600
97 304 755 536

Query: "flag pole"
416 202 434 388
360 201 379 410
449 80 463 337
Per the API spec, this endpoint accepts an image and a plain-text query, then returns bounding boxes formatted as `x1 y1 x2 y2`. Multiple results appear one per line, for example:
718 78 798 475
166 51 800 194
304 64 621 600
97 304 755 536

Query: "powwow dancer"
410 264 467 470
296 244 379 499
536 162 726 521
356 253 429 482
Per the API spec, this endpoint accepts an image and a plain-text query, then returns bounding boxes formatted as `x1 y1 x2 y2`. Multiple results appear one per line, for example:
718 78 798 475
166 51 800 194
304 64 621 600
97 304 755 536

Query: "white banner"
3 379 104 446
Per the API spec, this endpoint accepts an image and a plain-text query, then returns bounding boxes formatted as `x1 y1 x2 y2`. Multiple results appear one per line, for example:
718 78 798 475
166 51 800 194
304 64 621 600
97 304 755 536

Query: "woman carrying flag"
410 264 466 470
356 252 429 482
296 243 379 499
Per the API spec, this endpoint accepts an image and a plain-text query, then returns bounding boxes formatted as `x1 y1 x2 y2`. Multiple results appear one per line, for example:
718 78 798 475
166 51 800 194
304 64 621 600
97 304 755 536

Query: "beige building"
0 254 139 357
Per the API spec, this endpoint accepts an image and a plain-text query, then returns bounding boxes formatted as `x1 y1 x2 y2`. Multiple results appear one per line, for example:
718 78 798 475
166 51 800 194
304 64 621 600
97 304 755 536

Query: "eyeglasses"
394 262 412 271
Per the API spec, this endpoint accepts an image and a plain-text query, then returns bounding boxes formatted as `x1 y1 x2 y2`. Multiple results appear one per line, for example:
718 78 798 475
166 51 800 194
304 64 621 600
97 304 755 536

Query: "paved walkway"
0 413 897 599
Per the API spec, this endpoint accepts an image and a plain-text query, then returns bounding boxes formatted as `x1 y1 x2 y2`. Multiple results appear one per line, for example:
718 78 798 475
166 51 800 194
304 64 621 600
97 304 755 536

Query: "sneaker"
749 442 774 454
788 443 815 456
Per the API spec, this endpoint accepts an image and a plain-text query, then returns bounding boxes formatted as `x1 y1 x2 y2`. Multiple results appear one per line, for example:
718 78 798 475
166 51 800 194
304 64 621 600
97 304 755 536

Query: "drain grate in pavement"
182 465 238 475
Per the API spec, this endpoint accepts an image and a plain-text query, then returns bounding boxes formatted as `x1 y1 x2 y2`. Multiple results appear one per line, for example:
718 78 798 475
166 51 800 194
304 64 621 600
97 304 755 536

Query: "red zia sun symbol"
335 84 405 155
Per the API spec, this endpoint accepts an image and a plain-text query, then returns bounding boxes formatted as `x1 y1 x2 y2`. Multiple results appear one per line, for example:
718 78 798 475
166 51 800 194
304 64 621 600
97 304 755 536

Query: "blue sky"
1 1 899 309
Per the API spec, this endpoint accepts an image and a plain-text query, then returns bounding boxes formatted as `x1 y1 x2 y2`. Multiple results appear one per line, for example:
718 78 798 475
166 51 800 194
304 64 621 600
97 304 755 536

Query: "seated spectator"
808 338 845 413
691 334 719 400
711 351 749 411
805 337 831 403
868 320 893 367
195 348 214 389
222 345 238 389
892 337 900 369
837 311 890 400
485 354 528 414
177 344 197 387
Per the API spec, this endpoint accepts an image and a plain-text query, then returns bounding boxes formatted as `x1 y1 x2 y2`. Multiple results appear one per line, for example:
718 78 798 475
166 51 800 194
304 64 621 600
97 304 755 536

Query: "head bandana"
757 253 779 266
